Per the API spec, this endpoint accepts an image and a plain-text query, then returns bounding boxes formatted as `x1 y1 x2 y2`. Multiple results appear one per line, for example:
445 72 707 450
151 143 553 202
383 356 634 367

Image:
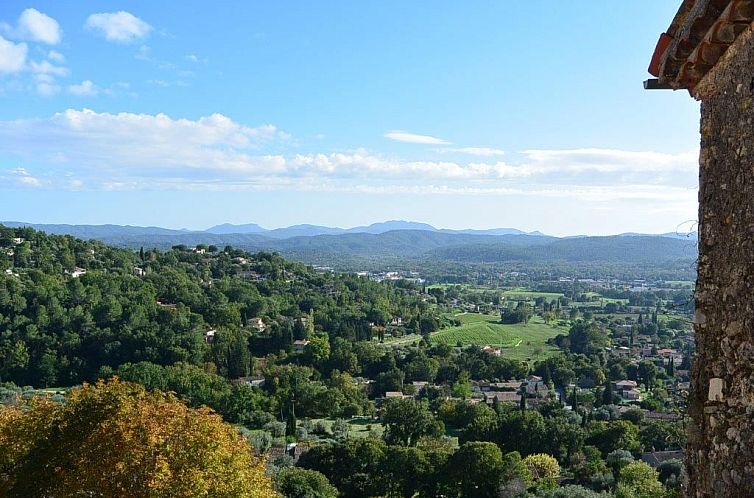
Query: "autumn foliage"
0 378 277 497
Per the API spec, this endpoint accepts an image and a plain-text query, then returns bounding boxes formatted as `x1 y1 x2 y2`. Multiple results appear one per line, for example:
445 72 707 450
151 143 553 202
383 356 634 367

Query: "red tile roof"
647 0 754 92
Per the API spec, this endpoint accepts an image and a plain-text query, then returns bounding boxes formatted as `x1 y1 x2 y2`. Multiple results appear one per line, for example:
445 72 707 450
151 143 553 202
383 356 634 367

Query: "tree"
522 453 560 490
451 441 504 498
568 321 610 355
304 334 331 366
451 370 472 399
0 378 275 497
274 467 338 498
382 398 442 446
614 461 664 498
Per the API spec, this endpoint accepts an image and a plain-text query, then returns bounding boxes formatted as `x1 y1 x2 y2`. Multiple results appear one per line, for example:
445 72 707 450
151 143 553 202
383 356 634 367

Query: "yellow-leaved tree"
0 378 277 498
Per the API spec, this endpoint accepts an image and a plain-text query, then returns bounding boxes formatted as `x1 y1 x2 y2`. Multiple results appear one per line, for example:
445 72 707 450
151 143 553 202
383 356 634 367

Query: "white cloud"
10 167 41 187
68 80 99 96
186 54 207 63
384 130 451 145
36 82 60 97
522 148 698 173
0 109 698 201
30 59 68 77
0 35 27 73
439 147 506 157
85 11 151 43
15 8 61 45
47 50 65 63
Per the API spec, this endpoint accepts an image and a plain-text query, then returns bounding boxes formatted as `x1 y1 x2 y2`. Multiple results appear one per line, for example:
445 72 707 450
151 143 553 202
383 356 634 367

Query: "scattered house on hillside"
641 450 684 468
11 238 24 245
247 317 266 332
622 388 641 401
384 391 410 400
293 339 310 352
526 375 547 396
204 328 217 343
485 391 522 406
482 345 503 357
156 300 178 310
490 381 524 391
192 247 206 254
66 267 87 278
238 270 264 281
646 411 684 422
234 376 265 388
412 381 429 393
389 317 403 326
133 267 145 277
615 380 638 390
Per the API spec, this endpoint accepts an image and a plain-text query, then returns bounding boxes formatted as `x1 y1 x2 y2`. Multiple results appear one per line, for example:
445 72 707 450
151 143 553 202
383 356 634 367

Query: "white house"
66 267 87 278
247 317 266 332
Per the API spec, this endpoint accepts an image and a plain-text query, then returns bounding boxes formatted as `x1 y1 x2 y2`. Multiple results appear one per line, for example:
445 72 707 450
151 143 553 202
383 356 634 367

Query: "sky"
0 1 700 236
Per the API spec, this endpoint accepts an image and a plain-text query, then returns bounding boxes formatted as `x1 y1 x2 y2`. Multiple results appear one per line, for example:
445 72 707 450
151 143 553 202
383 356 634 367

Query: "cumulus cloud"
0 35 27 73
85 11 151 43
2 8 61 45
522 148 698 173
16 8 61 44
0 109 698 200
68 80 99 96
9 167 41 187
384 130 451 145
439 147 506 157
30 59 68 77
47 49 65 63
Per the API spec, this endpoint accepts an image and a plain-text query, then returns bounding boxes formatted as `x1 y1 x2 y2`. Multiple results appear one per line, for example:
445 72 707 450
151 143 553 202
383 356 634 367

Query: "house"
247 317 266 332
384 391 409 400
485 391 522 405
645 4 754 490
234 376 265 388
389 317 403 326
482 345 503 357
525 375 547 396
490 381 523 391
156 300 178 310
204 329 217 343
11 238 24 245
622 389 641 401
293 339 310 352
641 450 684 468
66 267 87 278
614 380 638 392
133 267 145 277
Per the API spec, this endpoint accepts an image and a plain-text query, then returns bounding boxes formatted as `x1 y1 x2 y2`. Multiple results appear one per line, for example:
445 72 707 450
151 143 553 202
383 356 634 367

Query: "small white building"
247 317 266 332
204 328 217 343
133 267 145 277
66 267 87 278
293 339 310 352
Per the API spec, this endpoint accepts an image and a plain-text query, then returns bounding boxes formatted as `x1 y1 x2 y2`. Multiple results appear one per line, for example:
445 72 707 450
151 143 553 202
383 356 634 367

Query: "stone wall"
690 24 754 498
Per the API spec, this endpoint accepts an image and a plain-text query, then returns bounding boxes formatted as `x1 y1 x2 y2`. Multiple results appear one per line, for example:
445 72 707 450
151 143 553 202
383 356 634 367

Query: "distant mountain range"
1 220 698 269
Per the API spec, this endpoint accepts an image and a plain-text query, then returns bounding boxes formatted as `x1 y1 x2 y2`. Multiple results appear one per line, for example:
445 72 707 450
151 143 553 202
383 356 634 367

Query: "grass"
308 417 385 439
502 288 564 300
431 313 566 361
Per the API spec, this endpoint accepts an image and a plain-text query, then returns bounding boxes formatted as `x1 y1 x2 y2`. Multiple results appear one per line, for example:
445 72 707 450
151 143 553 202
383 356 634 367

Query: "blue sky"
0 1 699 235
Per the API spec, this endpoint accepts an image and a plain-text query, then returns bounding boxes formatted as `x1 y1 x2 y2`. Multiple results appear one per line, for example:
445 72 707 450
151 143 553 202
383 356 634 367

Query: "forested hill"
0 225 436 387
427 235 698 263
0 222 697 269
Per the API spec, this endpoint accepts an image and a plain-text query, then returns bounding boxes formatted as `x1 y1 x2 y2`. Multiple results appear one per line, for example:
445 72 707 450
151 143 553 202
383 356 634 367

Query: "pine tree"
602 380 614 406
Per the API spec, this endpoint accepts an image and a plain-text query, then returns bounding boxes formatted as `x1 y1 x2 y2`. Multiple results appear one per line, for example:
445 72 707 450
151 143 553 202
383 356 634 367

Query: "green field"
501 289 564 300
431 313 567 361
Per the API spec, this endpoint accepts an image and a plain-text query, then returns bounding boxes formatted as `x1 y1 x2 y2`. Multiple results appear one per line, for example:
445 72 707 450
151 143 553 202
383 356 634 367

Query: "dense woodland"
0 226 691 497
